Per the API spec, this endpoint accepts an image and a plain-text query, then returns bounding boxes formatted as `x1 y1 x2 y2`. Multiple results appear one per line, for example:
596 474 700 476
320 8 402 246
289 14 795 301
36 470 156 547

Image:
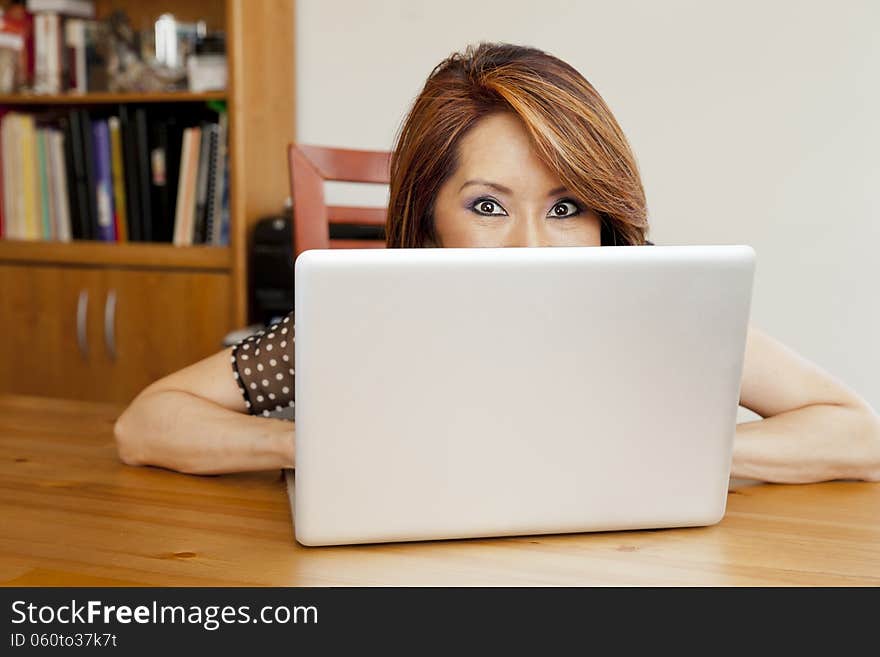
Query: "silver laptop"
288 245 755 546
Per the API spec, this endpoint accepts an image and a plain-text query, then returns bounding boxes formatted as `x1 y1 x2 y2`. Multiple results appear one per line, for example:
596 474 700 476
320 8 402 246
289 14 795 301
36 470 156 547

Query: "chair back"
287 143 391 257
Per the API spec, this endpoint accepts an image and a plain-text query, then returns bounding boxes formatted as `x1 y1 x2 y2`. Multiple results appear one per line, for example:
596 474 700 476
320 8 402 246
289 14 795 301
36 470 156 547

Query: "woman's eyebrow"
458 179 513 194
458 179 570 198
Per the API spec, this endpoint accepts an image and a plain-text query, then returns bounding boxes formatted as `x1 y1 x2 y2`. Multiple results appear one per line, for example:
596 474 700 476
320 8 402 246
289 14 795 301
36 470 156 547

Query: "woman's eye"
548 200 581 218
471 198 507 216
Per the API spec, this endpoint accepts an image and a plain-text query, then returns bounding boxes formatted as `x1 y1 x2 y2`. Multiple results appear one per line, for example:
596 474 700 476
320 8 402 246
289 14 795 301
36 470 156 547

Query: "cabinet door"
100 269 232 403
0 264 108 400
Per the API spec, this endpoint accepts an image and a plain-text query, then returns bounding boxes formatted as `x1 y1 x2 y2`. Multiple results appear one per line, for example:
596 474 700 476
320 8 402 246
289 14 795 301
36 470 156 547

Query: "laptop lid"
293 245 755 546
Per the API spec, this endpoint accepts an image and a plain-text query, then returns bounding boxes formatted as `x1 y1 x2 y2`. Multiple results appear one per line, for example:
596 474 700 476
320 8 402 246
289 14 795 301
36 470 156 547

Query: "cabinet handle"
104 288 117 361
76 289 88 359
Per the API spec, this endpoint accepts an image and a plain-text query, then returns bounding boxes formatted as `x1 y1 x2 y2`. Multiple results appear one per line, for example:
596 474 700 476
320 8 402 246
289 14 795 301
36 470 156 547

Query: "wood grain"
228 0 297 325
0 266 232 404
100 268 232 401
0 240 231 271
1 395 879 586
0 267 108 401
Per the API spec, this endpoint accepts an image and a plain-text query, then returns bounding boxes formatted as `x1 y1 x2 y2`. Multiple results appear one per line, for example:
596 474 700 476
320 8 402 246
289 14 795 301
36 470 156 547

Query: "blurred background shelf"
0 91 227 105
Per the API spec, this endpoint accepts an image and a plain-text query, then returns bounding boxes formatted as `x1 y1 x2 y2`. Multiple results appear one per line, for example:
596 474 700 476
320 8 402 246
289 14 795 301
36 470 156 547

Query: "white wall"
295 0 880 408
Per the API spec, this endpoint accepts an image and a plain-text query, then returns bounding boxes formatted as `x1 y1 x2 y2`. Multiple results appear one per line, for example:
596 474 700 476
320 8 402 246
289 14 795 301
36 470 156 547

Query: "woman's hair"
386 42 648 247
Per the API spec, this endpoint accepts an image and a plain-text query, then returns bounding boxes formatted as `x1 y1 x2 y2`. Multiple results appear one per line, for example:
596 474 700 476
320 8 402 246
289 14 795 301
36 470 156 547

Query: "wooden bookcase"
0 0 296 403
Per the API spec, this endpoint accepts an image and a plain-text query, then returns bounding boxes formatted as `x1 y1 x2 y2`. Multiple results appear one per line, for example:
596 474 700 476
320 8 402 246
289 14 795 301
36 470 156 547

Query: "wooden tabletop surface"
1 394 879 586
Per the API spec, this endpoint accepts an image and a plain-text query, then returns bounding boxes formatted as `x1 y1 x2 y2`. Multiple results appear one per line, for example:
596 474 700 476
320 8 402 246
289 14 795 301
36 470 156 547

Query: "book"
218 152 230 246
0 112 6 239
1 114 73 241
49 129 71 241
108 116 127 242
33 13 47 93
0 102 228 245
206 112 228 245
171 127 189 245
7 114 24 239
117 105 141 241
0 167 3 239
153 103 221 243
91 118 115 241
147 111 184 243
57 118 79 239
162 114 188 243
172 127 186 245
21 113 40 240
34 12 62 94
1 114 16 238
173 126 201 246
13 114 25 239
193 121 216 244
83 20 106 92
62 111 90 239
132 107 152 241
36 128 53 239
44 128 57 239
0 8 32 94
64 18 86 93
71 108 97 239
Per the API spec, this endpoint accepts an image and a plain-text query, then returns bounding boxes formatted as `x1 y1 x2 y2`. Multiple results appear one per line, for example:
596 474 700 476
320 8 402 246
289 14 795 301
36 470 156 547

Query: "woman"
114 43 880 482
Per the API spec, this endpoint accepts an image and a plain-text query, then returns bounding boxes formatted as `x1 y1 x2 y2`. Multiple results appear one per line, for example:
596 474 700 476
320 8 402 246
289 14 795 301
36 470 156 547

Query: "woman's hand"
114 348 295 475
733 327 880 483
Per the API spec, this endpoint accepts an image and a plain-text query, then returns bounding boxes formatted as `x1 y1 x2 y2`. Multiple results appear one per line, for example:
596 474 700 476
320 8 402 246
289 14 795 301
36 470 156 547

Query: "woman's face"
433 112 602 248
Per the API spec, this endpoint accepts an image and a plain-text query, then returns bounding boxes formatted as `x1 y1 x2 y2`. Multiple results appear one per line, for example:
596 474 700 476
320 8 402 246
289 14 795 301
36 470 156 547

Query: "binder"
205 114 227 245
147 111 185 243
59 114 86 240
133 107 153 241
118 104 142 241
108 116 127 242
91 119 115 242
72 108 99 240
193 122 216 244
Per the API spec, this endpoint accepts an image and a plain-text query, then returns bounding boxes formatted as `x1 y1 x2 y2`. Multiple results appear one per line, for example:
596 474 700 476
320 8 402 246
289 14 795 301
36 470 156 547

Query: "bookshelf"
0 91 228 105
0 0 296 403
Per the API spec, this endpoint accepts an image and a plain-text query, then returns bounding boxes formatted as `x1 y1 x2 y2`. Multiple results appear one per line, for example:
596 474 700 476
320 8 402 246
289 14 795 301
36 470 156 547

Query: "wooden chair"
287 144 391 258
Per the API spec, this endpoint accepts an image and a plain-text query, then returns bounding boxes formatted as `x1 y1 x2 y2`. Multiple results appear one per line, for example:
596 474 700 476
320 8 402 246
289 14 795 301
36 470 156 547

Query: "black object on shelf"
250 213 294 324
328 223 385 240
249 210 386 323
195 32 226 55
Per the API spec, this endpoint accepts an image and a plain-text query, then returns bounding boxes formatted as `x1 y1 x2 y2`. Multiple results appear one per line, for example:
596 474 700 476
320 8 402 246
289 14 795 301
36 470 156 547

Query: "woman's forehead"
454 113 564 194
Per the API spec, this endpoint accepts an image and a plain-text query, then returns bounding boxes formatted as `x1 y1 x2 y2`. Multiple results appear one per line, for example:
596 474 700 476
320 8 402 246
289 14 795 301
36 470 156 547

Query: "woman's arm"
113 348 295 475
733 327 880 483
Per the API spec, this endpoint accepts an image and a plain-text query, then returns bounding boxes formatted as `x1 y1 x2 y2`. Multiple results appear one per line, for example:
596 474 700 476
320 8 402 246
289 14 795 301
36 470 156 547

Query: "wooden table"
1 394 879 586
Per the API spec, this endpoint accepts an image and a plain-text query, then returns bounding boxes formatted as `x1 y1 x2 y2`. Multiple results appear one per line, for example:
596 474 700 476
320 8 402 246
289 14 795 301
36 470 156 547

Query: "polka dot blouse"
230 311 294 418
